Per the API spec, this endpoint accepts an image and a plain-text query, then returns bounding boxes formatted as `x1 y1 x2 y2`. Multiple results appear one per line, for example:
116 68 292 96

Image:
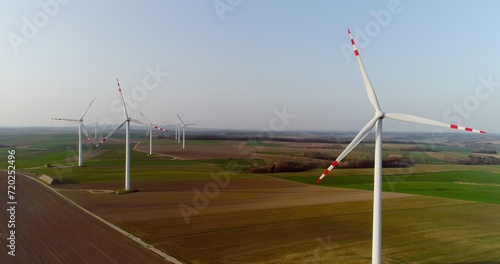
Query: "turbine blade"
144 128 150 139
130 118 150 127
317 115 379 183
385 113 486 134
348 29 381 112
52 118 79 122
176 113 185 125
80 123 92 144
95 116 101 131
117 79 129 118
152 125 168 132
79 98 95 121
95 120 127 147
139 111 153 125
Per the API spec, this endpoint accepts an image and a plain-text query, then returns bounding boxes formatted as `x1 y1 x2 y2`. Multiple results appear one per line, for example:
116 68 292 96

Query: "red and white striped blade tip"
316 161 339 183
348 30 359 57
450 124 486 134
154 126 168 132
95 138 106 147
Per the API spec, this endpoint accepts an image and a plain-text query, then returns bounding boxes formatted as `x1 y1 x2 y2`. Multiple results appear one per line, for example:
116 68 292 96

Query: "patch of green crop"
279 170 500 204
246 141 283 147
188 140 222 145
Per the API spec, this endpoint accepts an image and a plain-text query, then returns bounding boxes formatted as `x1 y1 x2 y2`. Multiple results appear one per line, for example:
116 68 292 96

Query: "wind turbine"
139 111 168 155
176 114 197 150
176 121 183 143
316 30 486 264
89 116 101 139
95 79 147 191
52 98 95 167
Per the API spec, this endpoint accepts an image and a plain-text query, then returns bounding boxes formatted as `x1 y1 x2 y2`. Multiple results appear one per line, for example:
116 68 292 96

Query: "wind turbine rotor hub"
375 111 385 119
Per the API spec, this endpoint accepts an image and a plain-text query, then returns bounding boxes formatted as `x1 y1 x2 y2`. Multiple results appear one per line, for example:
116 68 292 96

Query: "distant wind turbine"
89 116 101 139
176 113 197 150
95 79 148 191
176 121 183 144
52 98 95 167
139 111 168 155
316 30 486 264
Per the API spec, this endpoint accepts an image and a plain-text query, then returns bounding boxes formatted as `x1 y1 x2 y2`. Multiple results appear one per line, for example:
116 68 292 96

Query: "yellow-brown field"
57 176 500 263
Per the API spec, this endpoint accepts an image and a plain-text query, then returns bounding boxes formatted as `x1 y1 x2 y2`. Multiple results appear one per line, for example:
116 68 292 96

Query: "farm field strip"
0 171 171 263
60 178 500 263
2 132 500 263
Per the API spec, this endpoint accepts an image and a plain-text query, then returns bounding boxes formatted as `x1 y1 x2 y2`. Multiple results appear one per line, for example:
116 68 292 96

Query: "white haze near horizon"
1 0 499 134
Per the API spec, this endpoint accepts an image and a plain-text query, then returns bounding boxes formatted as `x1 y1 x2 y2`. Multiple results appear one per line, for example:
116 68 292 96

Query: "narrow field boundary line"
133 142 178 160
16 171 184 264
454 181 500 187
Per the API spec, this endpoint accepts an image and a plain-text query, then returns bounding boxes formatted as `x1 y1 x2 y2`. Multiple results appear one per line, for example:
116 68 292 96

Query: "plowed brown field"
57 177 415 263
0 171 171 264
9 171 500 263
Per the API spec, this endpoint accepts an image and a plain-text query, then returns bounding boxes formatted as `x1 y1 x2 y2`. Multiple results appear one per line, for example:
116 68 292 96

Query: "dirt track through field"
0 171 173 264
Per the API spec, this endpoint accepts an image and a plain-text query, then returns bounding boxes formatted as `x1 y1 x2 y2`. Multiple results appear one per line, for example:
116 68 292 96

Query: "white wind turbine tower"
139 111 168 155
96 79 148 191
176 113 197 150
52 98 95 167
316 30 486 264
176 121 182 143
89 116 101 139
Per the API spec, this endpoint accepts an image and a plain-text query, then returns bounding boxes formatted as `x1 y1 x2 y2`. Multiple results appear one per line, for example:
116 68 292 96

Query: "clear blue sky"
1 0 499 133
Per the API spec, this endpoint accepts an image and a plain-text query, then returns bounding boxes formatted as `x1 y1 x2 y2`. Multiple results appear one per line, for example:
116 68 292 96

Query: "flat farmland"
57 177 500 263
3 131 500 263
0 171 170 264
137 140 256 160
134 140 332 161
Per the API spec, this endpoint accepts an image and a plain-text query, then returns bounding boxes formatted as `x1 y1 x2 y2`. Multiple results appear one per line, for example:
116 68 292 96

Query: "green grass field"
280 168 500 204
2 132 500 205
10 135 256 181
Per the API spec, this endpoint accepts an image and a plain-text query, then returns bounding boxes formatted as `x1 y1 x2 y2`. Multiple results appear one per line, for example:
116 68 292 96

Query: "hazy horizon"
2 1 499 134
